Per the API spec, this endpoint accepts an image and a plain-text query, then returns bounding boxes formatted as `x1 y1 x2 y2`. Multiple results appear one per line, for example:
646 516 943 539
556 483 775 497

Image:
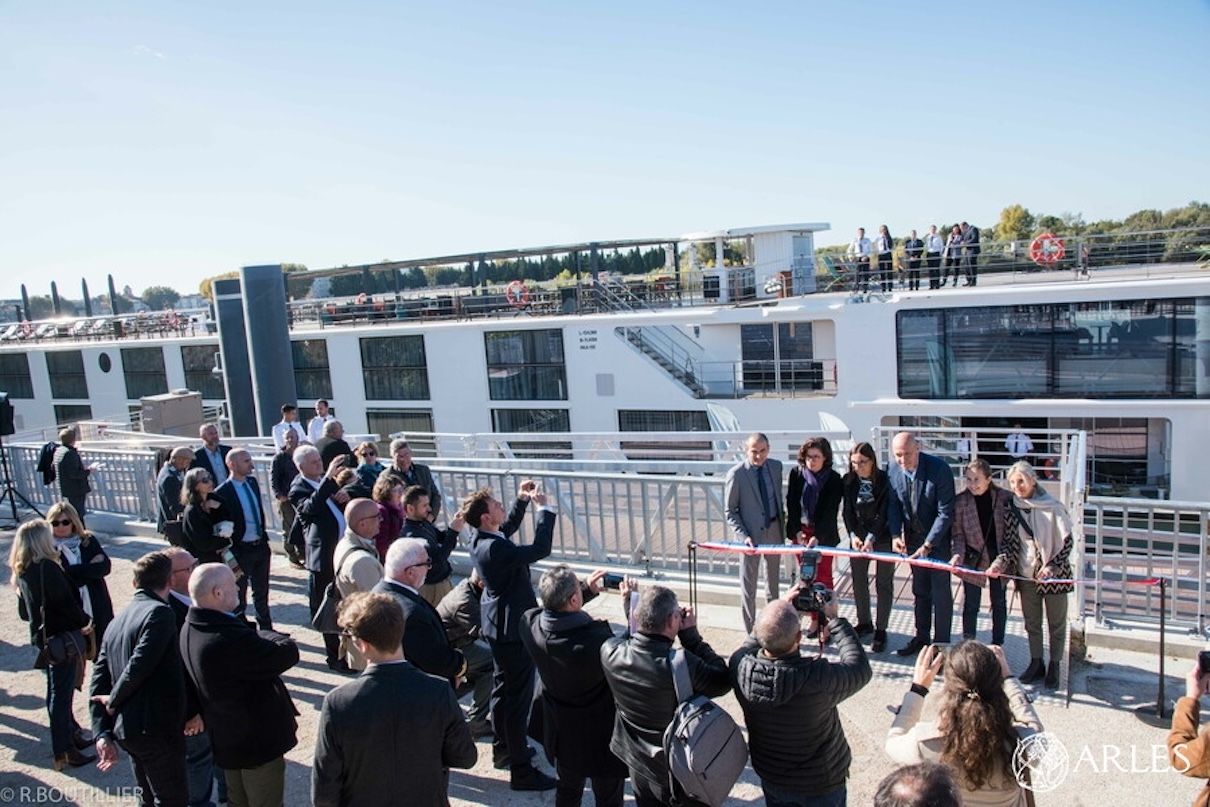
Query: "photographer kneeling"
729 565 873 807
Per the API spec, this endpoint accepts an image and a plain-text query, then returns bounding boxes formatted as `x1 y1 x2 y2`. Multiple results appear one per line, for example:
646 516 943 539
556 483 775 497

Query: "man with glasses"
332 499 384 671
373 538 467 685
381 438 442 520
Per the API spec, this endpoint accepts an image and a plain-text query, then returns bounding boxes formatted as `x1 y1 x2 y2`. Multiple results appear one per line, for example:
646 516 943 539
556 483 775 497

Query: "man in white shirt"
1005 425 1034 462
924 225 945 289
307 399 335 445
846 228 873 293
271 404 307 449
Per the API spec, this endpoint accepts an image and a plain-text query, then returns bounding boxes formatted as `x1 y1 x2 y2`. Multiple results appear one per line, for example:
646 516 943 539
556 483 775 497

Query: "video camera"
792 548 833 615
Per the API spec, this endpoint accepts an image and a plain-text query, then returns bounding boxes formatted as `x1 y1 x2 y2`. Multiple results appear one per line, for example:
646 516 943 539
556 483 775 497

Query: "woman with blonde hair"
988 461 1074 687
47 500 114 645
179 466 232 565
9 520 96 770
354 441 386 489
887 640 1042 806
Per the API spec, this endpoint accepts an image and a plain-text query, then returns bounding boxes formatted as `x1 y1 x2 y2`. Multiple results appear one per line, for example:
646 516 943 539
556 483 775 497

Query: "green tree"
994 205 1036 243
141 285 181 311
199 271 238 302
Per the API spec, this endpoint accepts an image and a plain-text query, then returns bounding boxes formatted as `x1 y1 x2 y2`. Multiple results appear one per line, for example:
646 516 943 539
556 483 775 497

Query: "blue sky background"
2 0 1207 299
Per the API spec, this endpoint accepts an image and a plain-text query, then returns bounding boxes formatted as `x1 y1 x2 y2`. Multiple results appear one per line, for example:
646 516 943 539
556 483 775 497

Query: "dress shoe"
1019 658 1045 684
510 768 557 792
467 720 494 739
72 728 94 750
1045 660 1061 689
493 744 536 770
871 630 887 653
326 658 354 675
54 748 96 771
896 638 927 657
854 623 875 638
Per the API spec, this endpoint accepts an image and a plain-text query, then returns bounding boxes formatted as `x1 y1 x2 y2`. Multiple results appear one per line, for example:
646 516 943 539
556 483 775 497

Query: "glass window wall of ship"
0 353 34 398
619 409 712 462
180 345 225 399
485 330 567 401
47 351 88 400
366 409 435 456
739 323 822 394
121 347 169 400
360 336 429 400
491 408 571 459
897 298 1210 399
292 340 333 401
54 404 93 425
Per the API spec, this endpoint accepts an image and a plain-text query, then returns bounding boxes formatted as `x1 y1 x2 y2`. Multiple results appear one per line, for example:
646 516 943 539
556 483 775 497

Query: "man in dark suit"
725 432 786 633
53 426 92 525
960 221 981 287
381 438 441 520
190 423 232 486
157 446 194 535
89 551 188 805
289 444 351 671
213 448 273 631
312 591 476 807
270 429 303 568
373 538 467 683
520 565 627 807
437 570 494 738
182 563 299 807
467 482 557 792
313 420 355 470
888 432 956 656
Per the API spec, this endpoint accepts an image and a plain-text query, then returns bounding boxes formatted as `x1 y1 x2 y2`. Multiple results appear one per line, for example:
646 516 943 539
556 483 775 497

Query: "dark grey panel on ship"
241 264 297 436
213 277 257 437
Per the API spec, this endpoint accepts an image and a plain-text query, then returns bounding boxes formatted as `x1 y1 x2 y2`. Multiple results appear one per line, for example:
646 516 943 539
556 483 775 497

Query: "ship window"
0 353 34 398
360 336 429 400
180 345 225 399
485 329 567 401
292 340 333 401
47 351 88 400
120 347 168 400
618 410 710 431
54 404 93 424
491 408 571 459
740 323 819 393
366 409 435 456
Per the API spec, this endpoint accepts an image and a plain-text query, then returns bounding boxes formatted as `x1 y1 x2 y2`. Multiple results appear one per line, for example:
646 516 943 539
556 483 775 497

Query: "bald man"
157 446 194 535
182 564 298 807
332 499 385 670
213 448 273 630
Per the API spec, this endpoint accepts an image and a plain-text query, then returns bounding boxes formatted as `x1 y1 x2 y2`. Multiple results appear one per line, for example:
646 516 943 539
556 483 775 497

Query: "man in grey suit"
726 432 785 633
312 591 476 807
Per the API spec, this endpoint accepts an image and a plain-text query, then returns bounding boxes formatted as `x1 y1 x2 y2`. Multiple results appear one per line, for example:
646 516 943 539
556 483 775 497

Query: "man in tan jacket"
332 499 385 670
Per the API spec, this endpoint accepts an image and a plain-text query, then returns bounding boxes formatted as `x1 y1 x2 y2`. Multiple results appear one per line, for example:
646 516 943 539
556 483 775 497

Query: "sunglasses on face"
50 519 73 527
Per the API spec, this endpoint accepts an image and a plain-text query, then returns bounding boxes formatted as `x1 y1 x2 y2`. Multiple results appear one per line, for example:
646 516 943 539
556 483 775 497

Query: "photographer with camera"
1168 654 1210 807
730 569 872 807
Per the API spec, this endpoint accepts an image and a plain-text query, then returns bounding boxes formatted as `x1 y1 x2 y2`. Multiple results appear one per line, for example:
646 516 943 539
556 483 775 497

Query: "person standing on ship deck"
847 228 873 293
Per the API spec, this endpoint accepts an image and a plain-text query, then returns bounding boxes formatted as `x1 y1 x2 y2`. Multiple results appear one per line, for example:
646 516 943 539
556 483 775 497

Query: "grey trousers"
739 522 783 633
1017 580 1068 660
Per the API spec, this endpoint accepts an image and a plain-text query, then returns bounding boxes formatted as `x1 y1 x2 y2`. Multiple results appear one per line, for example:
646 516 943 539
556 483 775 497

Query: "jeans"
46 657 78 755
962 576 1007 645
762 780 847 807
184 731 218 807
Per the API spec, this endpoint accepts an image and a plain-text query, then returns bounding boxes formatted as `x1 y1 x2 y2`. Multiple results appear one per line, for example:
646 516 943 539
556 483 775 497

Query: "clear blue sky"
2 0 1207 300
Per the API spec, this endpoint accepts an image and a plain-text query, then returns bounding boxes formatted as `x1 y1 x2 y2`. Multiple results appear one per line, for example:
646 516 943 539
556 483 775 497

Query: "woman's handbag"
311 546 375 634
32 561 87 669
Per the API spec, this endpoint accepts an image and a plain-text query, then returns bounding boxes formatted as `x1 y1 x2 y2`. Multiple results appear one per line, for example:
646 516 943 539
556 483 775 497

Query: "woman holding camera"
842 441 898 653
9 520 97 770
951 459 1012 646
180 466 232 565
887 641 1042 807
787 436 843 637
987 461 1074 688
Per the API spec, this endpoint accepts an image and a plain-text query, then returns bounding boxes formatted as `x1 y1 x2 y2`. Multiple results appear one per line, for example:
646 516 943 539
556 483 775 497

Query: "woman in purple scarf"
786 436 844 635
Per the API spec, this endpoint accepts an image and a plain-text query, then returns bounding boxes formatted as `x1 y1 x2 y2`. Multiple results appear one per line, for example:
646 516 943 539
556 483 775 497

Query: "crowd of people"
846 222 981 293
10 419 1210 807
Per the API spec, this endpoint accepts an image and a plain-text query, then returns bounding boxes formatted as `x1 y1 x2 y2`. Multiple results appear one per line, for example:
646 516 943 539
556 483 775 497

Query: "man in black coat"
312 591 476 807
156 446 194 535
960 221 981 287
373 538 467 683
288 445 351 671
53 426 92 524
313 420 355 470
401 485 463 606
600 585 731 807
730 595 872 805
212 448 273 631
467 482 557 792
437 571 494 738
190 423 231 486
380 438 442 519
89 551 188 806
182 563 299 807
520 565 627 807
270 429 302 567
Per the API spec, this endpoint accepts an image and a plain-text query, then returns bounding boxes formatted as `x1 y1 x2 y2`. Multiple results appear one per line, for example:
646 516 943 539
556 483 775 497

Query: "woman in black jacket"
842 441 898 652
47 500 113 645
180 467 232 565
786 436 843 636
9 519 96 770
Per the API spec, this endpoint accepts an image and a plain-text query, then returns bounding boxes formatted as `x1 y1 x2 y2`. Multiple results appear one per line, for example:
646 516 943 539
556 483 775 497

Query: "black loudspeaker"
0 393 13 436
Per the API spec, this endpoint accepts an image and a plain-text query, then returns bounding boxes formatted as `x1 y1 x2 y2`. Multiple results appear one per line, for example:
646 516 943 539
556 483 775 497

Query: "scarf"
800 467 835 527
1014 486 1073 567
55 535 93 617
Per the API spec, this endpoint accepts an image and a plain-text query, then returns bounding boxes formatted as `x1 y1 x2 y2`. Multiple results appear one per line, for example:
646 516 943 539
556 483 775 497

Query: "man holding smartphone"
1168 654 1210 805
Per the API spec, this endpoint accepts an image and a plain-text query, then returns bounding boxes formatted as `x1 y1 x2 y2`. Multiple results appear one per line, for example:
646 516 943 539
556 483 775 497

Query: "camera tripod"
0 431 44 529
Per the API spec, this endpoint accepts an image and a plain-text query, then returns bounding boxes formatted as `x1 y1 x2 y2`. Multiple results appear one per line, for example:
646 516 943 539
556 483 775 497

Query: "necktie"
756 465 771 522
240 481 260 538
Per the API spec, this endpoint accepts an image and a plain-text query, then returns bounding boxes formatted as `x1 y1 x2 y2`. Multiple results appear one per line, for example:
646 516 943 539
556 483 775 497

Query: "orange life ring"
1029 234 1065 265
20 321 33 337
505 281 531 308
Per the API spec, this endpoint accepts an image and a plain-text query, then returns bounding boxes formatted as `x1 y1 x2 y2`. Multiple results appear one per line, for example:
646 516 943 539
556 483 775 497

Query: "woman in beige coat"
887 641 1042 807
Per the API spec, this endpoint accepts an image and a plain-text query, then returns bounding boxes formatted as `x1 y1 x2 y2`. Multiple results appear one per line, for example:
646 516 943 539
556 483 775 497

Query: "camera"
602 573 624 590
1199 650 1210 676
793 549 834 614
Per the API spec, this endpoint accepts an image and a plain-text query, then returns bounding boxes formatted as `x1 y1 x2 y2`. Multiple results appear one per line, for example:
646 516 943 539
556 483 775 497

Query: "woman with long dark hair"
180 466 232 565
887 640 1042 806
988 461 1074 687
842 442 898 652
786 436 843 637
47 500 114 646
9 519 96 770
